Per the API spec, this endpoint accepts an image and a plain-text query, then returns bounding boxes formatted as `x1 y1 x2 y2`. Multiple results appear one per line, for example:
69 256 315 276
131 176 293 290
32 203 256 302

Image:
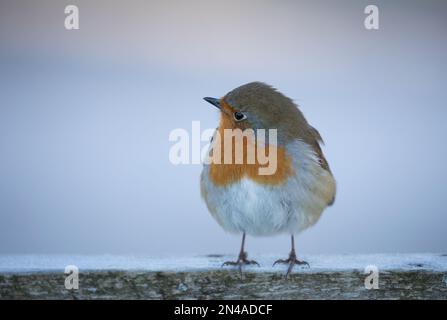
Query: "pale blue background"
0 0 446 255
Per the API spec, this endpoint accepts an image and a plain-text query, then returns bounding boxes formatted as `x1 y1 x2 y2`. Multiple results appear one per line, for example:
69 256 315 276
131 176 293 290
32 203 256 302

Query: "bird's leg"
222 233 260 275
273 235 309 277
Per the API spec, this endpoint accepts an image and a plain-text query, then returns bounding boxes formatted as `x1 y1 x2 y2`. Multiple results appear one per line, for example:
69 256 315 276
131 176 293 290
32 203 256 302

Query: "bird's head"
204 82 308 145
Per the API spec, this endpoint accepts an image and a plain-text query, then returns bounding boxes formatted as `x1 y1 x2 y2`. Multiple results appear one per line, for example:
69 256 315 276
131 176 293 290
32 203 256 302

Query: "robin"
201 82 336 277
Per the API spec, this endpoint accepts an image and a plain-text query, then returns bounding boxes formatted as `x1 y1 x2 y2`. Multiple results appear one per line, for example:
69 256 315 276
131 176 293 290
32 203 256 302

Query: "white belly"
200 140 336 236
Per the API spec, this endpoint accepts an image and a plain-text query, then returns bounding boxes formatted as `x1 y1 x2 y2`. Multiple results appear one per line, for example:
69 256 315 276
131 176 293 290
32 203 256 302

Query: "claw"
273 255 309 278
221 233 259 278
272 259 287 267
221 251 260 278
221 261 240 267
246 259 260 267
221 256 260 268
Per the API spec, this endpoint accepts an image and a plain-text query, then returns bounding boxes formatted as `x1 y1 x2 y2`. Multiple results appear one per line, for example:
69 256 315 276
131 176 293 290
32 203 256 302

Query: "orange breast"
208 101 294 187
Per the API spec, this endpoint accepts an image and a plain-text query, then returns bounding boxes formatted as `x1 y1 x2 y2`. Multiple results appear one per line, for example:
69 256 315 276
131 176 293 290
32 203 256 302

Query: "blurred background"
0 0 446 256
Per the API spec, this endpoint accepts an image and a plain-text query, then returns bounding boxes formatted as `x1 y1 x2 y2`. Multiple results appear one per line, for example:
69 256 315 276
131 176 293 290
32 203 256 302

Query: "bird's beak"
203 97 221 109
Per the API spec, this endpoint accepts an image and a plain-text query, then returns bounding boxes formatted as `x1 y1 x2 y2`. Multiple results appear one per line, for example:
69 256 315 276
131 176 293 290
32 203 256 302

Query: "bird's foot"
221 251 260 277
222 251 260 267
273 251 309 278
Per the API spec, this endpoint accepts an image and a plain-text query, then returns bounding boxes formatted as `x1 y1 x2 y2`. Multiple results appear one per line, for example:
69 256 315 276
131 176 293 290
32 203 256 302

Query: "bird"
201 82 336 277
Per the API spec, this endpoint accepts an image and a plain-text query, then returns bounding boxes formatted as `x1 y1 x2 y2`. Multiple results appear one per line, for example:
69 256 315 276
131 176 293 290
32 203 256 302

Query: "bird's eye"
233 111 247 122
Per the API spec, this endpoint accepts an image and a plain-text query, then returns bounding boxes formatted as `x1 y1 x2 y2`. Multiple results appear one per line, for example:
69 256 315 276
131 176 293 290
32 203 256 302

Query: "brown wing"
307 126 331 172
305 125 335 206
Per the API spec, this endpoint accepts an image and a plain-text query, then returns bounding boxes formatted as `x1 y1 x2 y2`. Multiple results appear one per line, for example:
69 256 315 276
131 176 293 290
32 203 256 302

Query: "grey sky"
0 0 446 255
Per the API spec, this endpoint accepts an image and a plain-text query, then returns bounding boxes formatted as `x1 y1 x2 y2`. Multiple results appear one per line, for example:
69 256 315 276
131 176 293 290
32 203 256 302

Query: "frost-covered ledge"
1 254 446 299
